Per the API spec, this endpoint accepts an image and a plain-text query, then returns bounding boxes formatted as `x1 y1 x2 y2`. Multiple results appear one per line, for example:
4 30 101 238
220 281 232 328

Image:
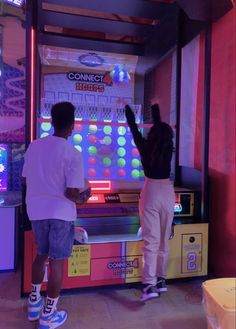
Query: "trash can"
202 278 236 329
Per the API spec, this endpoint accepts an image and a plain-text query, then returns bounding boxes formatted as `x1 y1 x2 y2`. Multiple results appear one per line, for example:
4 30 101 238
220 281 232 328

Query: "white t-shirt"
22 135 84 221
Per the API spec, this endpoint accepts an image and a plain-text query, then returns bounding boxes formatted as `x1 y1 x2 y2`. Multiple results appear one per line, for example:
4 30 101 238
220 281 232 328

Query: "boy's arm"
65 188 81 203
65 179 91 204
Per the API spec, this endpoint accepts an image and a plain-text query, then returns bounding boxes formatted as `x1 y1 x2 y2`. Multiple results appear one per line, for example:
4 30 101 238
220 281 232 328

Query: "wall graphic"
0 16 25 143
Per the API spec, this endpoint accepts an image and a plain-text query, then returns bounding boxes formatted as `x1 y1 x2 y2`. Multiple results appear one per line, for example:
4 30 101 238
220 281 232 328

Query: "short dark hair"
51 102 75 130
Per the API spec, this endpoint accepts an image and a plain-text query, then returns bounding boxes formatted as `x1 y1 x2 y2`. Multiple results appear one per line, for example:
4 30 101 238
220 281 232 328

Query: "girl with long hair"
125 104 175 302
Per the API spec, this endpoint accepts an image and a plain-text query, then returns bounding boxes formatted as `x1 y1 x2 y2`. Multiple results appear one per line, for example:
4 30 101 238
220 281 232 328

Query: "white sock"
29 283 41 303
42 296 59 316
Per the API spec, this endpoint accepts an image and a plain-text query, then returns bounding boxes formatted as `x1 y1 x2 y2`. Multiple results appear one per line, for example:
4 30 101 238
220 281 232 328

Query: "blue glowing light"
110 65 131 83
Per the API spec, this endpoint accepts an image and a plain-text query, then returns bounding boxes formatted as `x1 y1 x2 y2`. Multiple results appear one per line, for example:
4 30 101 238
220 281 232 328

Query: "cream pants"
139 178 175 285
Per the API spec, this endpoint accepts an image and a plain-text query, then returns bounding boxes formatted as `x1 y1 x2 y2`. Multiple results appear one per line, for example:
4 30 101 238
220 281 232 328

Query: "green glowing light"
73 134 82 143
88 146 97 155
41 122 51 131
132 169 140 179
117 136 126 146
132 159 140 168
103 126 112 134
118 158 126 167
40 133 49 138
117 147 126 157
139 170 144 177
117 126 126 135
103 136 112 145
103 157 112 167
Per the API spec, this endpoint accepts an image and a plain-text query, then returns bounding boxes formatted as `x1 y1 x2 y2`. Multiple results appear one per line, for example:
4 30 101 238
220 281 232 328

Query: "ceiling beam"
38 33 144 56
41 0 176 20
176 0 233 22
39 10 155 38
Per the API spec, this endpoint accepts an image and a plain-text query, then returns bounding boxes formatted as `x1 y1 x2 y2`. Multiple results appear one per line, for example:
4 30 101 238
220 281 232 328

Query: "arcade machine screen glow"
39 105 144 182
0 144 8 192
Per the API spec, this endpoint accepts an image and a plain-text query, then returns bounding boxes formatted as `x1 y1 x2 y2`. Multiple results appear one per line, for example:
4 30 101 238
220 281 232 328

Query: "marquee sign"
67 72 113 86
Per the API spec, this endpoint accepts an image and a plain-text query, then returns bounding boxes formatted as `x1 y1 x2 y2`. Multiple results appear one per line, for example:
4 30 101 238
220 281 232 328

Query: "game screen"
39 103 144 181
0 144 8 191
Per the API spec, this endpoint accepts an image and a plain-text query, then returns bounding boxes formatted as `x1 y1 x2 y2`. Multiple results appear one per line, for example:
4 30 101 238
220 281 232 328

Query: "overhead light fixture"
78 53 104 67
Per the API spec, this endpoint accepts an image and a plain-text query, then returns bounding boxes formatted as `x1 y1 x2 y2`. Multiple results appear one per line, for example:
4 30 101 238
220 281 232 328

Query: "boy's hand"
125 105 136 125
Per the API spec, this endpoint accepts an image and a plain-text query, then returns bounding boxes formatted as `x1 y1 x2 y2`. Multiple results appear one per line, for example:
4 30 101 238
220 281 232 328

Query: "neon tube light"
88 180 111 191
30 28 35 142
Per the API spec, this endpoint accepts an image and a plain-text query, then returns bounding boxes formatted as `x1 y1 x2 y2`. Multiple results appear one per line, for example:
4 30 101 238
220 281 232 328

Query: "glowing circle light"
40 133 49 138
89 125 98 133
74 145 82 152
88 146 97 155
88 157 96 165
103 126 112 134
41 122 51 131
117 136 126 146
118 126 126 135
132 148 139 157
118 169 126 177
103 136 112 145
89 135 97 143
132 159 140 168
88 168 96 176
117 147 126 157
132 169 140 179
118 158 126 167
103 157 112 167
73 134 82 144
103 169 111 177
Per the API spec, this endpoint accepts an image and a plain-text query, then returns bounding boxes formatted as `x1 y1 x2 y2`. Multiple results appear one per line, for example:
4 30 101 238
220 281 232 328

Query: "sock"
29 283 42 303
42 296 59 316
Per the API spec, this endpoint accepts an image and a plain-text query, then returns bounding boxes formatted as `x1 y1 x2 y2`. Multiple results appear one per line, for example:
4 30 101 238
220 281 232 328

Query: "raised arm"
125 105 146 153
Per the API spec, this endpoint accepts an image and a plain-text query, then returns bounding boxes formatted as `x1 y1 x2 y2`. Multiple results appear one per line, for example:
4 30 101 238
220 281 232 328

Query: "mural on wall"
0 16 25 143
0 16 25 191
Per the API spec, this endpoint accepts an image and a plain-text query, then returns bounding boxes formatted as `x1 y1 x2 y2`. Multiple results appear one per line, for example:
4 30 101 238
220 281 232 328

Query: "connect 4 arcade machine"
22 96 208 294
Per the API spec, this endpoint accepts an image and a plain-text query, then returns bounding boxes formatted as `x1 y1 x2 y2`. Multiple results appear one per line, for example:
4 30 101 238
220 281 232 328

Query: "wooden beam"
39 10 154 38
41 0 176 20
38 32 144 56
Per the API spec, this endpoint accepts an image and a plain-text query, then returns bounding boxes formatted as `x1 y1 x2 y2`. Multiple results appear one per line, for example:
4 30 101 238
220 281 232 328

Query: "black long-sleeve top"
128 122 173 179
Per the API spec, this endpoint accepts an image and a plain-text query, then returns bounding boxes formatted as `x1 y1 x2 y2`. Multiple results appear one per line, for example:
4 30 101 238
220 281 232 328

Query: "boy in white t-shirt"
22 102 88 329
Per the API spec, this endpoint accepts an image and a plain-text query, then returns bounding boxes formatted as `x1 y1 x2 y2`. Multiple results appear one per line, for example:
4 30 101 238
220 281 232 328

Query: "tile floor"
0 271 208 329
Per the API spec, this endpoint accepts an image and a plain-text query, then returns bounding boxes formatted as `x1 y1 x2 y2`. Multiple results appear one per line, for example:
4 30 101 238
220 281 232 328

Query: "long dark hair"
147 122 174 167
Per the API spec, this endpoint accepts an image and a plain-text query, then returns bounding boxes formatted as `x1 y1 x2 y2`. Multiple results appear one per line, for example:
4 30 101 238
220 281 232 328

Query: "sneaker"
156 277 167 292
28 296 44 321
140 284 159 302
38 310 68 329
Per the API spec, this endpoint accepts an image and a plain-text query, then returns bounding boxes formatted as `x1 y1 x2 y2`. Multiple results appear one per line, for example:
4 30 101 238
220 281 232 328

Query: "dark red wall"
144 54 173 122
144 6 236 276
208 6 236 276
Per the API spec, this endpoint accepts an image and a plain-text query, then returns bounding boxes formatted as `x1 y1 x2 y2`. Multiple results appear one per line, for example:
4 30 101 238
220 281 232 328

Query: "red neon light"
88 180 111 191
30 28 35 142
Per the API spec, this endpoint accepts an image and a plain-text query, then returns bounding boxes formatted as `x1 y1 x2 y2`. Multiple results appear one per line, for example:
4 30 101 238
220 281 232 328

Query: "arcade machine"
22 68 208 293
21 1 208 294
0 143 23 272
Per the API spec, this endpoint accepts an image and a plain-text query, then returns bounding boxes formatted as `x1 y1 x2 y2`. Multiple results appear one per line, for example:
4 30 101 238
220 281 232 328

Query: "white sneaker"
140 284 159 302
38 310 67 329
